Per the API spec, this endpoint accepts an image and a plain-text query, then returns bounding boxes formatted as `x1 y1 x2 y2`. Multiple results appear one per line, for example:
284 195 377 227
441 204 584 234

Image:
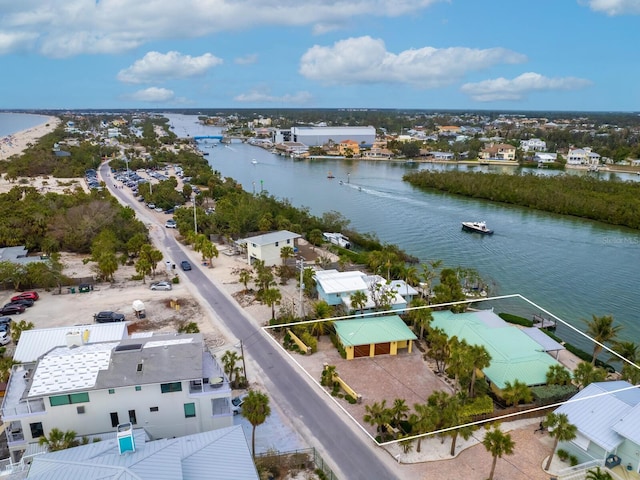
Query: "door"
354 345 370 358
374 343 391 355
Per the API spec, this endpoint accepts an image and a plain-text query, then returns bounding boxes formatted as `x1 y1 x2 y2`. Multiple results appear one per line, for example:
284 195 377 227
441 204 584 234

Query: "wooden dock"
533 313 556 330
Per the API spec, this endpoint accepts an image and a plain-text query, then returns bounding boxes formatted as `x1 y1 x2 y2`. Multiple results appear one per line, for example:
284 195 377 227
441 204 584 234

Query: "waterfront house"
553 381 640 475
430 310 566 392
479 142 517 161
243 230 300 267
533 152 558 164
314 269 408 312
338 139 360 157
567 147 601 165
1 333 233 462
520 138 547 152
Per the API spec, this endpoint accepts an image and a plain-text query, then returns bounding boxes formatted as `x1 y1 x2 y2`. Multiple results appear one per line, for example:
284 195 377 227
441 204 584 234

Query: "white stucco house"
1 332 233 462
243 230 300 266
567 147 601 165
520 138 547 152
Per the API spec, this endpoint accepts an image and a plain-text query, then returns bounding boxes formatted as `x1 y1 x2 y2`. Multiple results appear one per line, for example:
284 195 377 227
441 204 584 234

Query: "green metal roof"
431 310 561 389
334 315 417 347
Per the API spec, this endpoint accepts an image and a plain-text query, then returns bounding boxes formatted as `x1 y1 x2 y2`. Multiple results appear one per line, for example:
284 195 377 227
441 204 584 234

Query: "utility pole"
239 340 248 384
193 193 198 235
298 258 304 318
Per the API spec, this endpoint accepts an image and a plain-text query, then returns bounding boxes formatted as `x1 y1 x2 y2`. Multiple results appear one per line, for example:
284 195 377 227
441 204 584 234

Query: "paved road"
100 164 398 480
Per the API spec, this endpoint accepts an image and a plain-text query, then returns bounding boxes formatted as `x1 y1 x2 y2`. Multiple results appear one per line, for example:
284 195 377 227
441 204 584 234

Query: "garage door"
374 343 391 355
354 345 370 358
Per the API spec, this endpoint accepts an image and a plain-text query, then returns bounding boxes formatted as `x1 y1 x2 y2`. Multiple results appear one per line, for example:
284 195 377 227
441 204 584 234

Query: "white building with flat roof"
272 126 376 147
1 333 233 461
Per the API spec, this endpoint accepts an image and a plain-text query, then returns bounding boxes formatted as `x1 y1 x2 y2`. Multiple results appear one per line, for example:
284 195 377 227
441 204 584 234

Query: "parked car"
0 322 10 345
180 260 192 271
0 304 25 315
6 298 34 308
93 311 126 323
0 316 12 325
165 219 177 229
231 393 248 415
150 281 172 291
11 291 39 302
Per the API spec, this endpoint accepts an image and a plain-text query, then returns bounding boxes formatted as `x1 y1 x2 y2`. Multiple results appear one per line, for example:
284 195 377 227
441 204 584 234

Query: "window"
184 403 196 418
275 242 279 247
150 406 159 412
77 406 85 414
128 409 137 425
110 412 119 428
286 239 290 244
160 382 182 393
108 389 115 394
30 422 44 438
135 386 141 391
49 392 90 406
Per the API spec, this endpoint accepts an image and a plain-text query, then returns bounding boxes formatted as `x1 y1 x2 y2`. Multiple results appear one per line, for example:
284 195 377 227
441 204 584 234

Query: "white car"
150 281 172 291
165 220 177 229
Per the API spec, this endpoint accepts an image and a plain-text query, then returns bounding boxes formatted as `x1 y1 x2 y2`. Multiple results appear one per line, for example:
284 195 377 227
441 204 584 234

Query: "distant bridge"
193 135 223 140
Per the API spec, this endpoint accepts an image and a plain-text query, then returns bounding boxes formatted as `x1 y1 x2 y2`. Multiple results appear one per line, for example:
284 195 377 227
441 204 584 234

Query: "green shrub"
345 394 357 404
172 275 180 284
498 312 533 327
299 331 317 353
569 455 579 466
557 449 569 461
531 384 579 404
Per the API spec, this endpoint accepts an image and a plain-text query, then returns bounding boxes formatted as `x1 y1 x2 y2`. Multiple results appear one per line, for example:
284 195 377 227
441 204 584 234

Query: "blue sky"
2 0 639 111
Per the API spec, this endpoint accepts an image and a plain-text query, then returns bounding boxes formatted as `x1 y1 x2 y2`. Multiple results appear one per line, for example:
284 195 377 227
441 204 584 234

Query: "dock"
532 313 556 330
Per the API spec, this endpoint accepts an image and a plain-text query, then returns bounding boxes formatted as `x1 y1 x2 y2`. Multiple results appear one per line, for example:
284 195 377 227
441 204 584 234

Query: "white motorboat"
461 221 493 235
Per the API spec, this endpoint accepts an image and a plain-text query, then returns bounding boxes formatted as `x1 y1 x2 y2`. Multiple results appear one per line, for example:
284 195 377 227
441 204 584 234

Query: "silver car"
150 281 172 291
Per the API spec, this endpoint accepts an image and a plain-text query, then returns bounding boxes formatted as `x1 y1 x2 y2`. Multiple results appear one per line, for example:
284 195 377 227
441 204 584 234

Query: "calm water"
0 112 52 137
165 114 640 353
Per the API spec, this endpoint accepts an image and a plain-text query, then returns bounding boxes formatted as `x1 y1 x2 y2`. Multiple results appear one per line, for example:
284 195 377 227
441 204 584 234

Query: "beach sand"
0 116 61 161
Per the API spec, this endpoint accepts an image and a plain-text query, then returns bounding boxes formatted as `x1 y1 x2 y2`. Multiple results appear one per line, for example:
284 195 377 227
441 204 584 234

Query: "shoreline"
0 116 61 161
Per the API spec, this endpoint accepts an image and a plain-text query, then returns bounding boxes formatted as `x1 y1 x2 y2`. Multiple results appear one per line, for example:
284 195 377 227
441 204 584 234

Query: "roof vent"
114 343 142 352
65 331 84 348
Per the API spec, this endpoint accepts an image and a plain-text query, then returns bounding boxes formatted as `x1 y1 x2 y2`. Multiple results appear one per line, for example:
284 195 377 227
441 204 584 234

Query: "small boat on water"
202 152 209 156
461 221 493 235
251 160 258 165
327 171 335 179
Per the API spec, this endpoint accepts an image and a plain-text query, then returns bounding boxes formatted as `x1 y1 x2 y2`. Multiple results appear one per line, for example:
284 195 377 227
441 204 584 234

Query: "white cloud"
0 0 444 58
234 54 258 65
299 36 527 88
234 89 313 104
460 72 592 102
117 51 222 84
581 0 640 15
129 87 175 103
0 31 37 55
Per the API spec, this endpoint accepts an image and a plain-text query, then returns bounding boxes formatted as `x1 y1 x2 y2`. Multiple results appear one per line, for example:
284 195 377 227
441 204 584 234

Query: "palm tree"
39 428 79 451
242 390 271 459
543 412 577 470
261 287 281 320
468 344 491 398
410 403 436 453
221 350 243 388
279 246 295 266
350 290 368 315
420 259 442 301
11 319 34 344
310 320 334 339
390 398 409 428
546 364 572 386
586 467 613 480
363 400 391 441
312 300 332 320
573 361 608 389
501 380 533 406
584 314 622 364
238 269 252 293
482 425 515 480
307 229 324 251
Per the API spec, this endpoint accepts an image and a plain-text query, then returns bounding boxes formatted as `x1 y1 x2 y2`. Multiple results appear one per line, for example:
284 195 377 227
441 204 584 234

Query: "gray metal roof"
556 381 640 452
26 425 258 480
521 327 566 352
14 323 129 363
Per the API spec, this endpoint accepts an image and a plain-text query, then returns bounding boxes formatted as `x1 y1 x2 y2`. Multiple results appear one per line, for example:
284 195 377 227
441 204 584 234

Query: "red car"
11 291 39 302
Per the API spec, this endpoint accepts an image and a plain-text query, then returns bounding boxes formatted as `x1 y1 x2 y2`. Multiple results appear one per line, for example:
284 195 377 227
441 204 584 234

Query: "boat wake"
343 182 431 208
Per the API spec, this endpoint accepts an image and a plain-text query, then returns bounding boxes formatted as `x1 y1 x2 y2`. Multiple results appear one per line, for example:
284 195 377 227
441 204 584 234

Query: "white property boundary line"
261 293 640 447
